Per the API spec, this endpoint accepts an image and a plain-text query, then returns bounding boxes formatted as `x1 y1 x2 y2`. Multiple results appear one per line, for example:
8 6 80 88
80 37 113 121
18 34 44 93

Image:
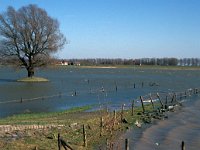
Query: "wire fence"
0 81 160 104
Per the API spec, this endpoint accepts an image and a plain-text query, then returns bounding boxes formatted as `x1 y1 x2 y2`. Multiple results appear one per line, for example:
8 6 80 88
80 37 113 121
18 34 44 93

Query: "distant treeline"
1 57 200 67
64 58 200 66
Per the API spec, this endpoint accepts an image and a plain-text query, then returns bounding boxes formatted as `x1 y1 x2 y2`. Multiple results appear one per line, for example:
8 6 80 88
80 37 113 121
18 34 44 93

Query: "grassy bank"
0 104 158 150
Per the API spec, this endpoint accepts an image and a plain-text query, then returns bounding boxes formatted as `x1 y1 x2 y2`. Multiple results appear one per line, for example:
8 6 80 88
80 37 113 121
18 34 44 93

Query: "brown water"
118 95 200 150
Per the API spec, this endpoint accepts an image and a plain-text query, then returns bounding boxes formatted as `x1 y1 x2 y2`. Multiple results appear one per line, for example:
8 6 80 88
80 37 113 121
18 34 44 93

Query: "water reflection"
0 79 17 83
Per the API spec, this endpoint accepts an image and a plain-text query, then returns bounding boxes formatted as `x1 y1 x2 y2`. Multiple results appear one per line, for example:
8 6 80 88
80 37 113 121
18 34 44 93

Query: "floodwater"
119 95 200 150
0 66 200 118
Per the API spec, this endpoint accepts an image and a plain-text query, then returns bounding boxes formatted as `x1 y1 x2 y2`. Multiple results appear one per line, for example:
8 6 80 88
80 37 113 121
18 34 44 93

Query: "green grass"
0 105 92 124
17 76 49 82
0 103 161 150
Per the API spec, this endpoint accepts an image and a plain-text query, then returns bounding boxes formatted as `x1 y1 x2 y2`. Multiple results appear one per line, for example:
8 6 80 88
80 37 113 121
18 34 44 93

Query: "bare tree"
0 4 66 77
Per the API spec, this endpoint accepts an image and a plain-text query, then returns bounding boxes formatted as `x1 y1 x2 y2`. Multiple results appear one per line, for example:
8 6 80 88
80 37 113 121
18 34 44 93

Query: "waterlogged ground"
0 66 200 117
118 95 200 150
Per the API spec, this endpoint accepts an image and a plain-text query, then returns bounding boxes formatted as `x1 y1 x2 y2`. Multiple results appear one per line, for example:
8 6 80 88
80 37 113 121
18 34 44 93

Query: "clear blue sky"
0 0 200 59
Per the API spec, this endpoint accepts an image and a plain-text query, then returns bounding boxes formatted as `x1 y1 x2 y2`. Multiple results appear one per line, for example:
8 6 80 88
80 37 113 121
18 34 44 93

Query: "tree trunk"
27 67 34 78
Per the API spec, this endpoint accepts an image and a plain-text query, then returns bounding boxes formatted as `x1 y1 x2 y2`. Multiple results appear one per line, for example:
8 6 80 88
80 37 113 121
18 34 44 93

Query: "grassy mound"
17 76 49 82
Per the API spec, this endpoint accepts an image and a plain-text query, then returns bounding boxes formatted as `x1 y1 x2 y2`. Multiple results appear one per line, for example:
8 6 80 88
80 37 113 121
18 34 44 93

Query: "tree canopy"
0 4 66 77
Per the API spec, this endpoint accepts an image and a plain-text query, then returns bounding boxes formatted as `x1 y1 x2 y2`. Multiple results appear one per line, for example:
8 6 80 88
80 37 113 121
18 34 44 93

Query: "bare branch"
0 4 66 77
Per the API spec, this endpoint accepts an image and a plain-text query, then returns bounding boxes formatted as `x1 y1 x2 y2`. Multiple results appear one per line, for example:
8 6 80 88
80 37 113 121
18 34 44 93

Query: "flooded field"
0 66 200 118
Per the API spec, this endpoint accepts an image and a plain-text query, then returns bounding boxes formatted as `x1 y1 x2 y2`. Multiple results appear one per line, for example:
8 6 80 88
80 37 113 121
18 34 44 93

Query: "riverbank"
0 102 158 150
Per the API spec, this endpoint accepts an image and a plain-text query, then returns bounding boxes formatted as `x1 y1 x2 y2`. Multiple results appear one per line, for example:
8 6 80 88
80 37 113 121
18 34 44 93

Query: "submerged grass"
17 76 49 82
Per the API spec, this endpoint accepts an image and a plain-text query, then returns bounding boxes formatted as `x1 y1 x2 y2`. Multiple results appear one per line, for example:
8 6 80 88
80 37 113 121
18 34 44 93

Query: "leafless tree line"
57 58 200 66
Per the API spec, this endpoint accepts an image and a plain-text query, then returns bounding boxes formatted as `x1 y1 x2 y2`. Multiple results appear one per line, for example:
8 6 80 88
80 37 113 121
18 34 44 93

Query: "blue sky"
0 0 200 59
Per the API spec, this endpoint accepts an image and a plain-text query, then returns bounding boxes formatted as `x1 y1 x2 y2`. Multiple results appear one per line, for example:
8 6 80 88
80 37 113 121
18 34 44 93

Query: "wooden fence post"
156 93 164 108
58 133 61 150
185 91 187 98
140 96 145 113
195 88 198 94
125 138 129 150
181 141 185 150
149 94 155 109
121 104 125 122
180 92 182 100
100 117 103 136
113 110 116 126
83 125 87 147
131 100 134 116
171 94 174 103
174 93 177 102
189 89 192 96
196 88 199 94
165 95 168 109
